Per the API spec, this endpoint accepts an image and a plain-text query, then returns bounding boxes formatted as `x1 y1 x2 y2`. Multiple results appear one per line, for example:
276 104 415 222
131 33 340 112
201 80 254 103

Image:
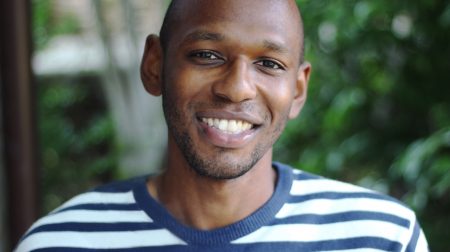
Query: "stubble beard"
175 131 263 179
161 86 288 180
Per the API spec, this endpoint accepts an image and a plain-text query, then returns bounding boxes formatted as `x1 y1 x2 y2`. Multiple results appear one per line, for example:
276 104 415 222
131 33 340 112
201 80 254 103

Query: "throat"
146 164 277 230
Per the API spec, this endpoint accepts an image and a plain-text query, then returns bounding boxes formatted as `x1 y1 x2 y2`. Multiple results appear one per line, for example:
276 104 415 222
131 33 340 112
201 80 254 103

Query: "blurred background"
1 0 449 251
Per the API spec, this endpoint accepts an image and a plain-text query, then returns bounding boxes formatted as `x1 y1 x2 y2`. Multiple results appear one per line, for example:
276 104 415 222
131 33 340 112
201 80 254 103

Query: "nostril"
213 92 233 102
212 81 257 103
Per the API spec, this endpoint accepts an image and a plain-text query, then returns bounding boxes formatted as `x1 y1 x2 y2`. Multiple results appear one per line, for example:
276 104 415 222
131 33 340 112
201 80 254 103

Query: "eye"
192 51 218 59
188 50 224 66
255 59 285 70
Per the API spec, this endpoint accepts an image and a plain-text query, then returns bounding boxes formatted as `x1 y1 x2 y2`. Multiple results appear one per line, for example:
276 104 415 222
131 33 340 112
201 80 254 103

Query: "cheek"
259 80 295 121
165 66 207 105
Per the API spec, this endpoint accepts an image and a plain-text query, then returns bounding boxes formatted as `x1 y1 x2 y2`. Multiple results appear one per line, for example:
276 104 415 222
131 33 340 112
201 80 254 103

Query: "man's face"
160 0 307 179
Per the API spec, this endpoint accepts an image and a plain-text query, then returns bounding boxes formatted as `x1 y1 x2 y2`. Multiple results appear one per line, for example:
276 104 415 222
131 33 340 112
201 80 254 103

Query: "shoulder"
272 162 428 250
15 176 151 252
51 175 148 212
275 162 415 218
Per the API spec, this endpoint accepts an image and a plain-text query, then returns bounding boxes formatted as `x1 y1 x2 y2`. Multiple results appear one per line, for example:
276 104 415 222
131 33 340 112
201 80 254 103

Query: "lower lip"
198 121 257 149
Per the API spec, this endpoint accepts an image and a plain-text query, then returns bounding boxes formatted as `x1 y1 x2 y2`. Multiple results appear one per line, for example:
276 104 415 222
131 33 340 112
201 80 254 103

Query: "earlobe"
288 62 311 119
141 34 163 96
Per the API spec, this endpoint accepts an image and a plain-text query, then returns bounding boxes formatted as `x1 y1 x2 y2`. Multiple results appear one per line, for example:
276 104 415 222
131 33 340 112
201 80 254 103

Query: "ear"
140 34 163 96
288 62 311 119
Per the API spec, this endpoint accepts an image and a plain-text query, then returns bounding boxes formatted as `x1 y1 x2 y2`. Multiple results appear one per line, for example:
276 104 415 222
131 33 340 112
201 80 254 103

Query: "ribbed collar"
133 162 293 245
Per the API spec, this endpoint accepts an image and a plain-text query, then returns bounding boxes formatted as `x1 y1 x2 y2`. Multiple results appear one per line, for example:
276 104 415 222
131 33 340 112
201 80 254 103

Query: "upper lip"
196 110 263 126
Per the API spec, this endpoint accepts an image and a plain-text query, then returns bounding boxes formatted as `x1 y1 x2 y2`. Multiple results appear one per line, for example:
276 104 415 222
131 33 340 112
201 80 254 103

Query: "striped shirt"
16 162 428 251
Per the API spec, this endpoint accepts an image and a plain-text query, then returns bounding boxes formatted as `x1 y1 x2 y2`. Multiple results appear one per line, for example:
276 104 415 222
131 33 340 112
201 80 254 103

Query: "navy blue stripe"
24 222 161 239
30 237 402 251
56 203 140 213
406 220 420 252
273 211 410 228
289 191 390 203
244 237 403 251
293 172 321 181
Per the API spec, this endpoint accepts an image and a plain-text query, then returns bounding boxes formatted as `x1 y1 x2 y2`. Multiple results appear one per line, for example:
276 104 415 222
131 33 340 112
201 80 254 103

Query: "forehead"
167 0 302 55
178 0 297 24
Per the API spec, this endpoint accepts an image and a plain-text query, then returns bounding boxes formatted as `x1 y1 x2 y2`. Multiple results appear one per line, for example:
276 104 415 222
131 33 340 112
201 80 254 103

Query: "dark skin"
141 0 311 230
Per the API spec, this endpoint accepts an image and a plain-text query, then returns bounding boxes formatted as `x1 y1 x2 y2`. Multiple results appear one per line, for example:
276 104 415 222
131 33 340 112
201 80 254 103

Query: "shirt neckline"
132 162 293 245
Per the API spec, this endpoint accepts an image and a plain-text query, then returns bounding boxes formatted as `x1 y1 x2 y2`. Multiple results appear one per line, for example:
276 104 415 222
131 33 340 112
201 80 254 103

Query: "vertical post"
0 0 39 249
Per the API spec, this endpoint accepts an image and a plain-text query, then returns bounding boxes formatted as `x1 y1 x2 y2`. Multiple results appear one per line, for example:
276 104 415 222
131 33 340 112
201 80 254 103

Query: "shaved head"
159 0 305 64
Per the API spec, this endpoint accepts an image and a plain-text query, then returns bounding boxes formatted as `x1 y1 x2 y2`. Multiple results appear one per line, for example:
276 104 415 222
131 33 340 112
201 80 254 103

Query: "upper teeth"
201 118 252 134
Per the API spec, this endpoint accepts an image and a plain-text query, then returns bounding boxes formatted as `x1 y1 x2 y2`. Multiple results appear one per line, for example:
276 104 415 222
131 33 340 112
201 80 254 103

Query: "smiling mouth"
201 117 254 134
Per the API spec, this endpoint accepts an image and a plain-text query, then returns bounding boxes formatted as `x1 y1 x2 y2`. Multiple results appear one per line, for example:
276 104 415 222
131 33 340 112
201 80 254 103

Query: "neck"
147 142 277 230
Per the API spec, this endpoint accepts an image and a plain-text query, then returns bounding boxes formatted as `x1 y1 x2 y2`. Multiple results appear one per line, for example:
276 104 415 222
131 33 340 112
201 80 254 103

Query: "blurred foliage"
33 0 119 213
38 76 119 213
32 0 81 49
274 0 450 251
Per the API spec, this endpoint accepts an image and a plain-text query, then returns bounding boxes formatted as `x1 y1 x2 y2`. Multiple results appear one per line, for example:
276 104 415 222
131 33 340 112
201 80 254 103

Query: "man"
17 0 428 251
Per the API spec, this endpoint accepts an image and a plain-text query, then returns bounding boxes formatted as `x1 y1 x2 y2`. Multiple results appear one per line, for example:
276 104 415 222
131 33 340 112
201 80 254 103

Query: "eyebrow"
182 30 289 55
183 30 225 44
263 40 289 54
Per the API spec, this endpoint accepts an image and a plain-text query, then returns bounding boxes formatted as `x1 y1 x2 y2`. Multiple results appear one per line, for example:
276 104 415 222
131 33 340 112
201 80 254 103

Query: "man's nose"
212 58 257 103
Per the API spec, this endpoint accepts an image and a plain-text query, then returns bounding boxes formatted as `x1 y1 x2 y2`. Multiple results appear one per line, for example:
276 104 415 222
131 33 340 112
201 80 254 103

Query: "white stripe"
15 229 187 251
292 169 302 174
232 220 409 244
290 179 372 195
46 209 152 223
53 191 136 212
276 197 413 219
415 230 429 252
26 210 152 235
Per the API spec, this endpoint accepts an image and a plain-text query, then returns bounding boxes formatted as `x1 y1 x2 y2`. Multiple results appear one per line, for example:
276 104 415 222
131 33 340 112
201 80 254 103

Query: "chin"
184 145 264 181
190 160 253 180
